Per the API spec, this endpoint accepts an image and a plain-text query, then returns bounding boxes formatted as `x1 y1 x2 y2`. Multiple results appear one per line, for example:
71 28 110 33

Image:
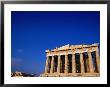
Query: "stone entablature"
46 43 99 56
40 43 100 77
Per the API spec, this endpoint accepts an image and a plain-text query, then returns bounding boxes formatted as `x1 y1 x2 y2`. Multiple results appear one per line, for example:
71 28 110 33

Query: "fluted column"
65 54 68 73
72 53 76 73
50 56 54 73
80 53 85 73
86 57 90 72
96 48 100 73
88 51 94 73
45 56 49 73
57 55 60 73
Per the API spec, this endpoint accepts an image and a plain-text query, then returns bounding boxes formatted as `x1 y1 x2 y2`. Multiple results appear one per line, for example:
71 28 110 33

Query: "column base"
40 73 100 77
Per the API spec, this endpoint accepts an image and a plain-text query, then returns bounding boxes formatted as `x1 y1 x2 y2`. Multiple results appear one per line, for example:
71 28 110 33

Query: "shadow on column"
48 56 52 73
75 53 81 73
60 55 65 73
91 51 98 73
83 52 89 73
54 56 58 73
68 54 72 73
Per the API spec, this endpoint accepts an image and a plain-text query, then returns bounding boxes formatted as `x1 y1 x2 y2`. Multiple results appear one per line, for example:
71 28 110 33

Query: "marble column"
45 56 49 73
50 56 54 73
86 57 90 72
80 53 85 73
57 55 60 73
72 53 76 73
88 51 94 73
96 48 100 73
65 54 68 73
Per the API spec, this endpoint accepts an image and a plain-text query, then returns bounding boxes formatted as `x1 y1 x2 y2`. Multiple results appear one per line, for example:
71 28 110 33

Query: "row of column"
45 51 100 74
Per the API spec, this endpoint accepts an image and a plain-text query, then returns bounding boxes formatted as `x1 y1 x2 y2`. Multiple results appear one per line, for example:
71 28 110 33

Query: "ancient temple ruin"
40 43 100 77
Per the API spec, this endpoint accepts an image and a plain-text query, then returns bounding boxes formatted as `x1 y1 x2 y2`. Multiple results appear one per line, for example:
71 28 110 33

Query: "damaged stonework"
40 43 100 77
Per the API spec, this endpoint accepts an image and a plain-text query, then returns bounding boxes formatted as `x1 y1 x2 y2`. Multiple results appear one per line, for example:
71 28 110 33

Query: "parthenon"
40 43 100 77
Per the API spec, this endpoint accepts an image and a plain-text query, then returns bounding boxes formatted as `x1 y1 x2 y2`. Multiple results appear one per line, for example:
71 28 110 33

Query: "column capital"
79 52 83 54
72 52 75 55
65 54 68 56
95 47 99 52
52 55 54 58
72 53 75 55
46 55 49 57
57 55 61 57
88 50 91 53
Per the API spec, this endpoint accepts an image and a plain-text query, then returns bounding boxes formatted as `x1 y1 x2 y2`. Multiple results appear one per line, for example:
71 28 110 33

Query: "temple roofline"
45 43 99 53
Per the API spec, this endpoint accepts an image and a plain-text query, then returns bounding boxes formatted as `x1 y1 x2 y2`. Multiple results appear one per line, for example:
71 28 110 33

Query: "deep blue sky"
11 11 100 76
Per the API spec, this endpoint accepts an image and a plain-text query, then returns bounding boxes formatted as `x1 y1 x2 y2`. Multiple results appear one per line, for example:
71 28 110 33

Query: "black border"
1 1 4 86
0 0 109 86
